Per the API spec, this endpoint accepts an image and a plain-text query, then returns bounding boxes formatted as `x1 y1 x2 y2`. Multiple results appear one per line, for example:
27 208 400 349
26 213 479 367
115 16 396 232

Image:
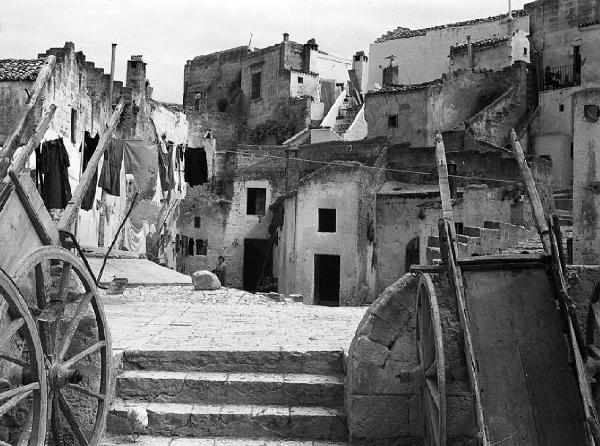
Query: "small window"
354 55 361 62
251 72 262 100
455 222 464 235
196 239 207 255
195 91 207 111
71 108 78 144
187 238 195 256
318 208 336 233
388 115 398 128
194 216 201 228
523 47 528 56
559 104 565 112
247 188 266 215
298 76 304 84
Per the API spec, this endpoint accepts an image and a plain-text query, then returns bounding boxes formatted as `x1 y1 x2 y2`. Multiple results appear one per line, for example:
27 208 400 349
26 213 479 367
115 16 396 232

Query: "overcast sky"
1 0 528 103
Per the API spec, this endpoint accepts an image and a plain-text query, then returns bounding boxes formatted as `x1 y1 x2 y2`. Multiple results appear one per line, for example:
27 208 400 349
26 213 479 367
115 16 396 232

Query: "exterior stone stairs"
105 350 349 444
335 103 360 135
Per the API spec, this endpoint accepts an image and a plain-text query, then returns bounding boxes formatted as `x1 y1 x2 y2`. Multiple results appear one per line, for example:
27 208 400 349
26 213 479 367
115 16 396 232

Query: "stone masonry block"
348 395 410 439
353 336 389 366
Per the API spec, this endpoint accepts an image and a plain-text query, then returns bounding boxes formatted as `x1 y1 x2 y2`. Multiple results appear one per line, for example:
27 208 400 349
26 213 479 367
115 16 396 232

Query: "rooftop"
367 78 442 95
0 58 45 81
450 36 510 54
376 9 527 43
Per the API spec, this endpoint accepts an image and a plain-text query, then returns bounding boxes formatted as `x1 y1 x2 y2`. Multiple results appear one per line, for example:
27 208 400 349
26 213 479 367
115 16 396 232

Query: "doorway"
314 254 340 306
405 236 420 273
243 239 271 292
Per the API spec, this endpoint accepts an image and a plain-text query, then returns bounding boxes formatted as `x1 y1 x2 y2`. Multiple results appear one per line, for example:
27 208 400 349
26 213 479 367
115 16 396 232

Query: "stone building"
368 9 529 90
0 42 187 261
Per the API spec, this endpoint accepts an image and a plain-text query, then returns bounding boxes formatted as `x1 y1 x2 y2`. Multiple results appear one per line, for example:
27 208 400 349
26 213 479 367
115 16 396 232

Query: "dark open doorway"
243 239 271 292
405 236 420 273
314 254 340 306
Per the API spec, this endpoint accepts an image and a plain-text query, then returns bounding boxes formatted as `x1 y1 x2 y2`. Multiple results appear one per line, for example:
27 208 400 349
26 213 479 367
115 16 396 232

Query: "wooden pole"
509 129 551 253
58 98 125 233
435 132 454 221
0 55 56 178
8 104 57 178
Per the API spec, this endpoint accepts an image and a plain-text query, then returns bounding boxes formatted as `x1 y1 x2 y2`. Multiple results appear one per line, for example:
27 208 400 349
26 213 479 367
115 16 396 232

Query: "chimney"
108 43 117 106
303 38 319 73
280 33 291 70
466 35 474 69
283 32 289 42
351 51 369 95
508 0 513 19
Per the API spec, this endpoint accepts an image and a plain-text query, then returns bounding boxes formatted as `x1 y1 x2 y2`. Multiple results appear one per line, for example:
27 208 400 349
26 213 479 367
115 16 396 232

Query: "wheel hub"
49 363 83 388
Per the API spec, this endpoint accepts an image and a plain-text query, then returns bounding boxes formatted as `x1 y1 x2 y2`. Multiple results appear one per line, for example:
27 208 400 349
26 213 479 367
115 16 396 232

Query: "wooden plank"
0 55 56 179
58 97 125 233
463 266 587 445
8 104 57 177
435 132 454 221
10 173 59 246
509 129 551 253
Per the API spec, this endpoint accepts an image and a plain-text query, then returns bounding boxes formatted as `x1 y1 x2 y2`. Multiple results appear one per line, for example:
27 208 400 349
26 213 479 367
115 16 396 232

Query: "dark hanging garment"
38 138 72 210
80 131 100 210
158 147 170 192
167 142 175 189
184 147 208 187
99 139 124 196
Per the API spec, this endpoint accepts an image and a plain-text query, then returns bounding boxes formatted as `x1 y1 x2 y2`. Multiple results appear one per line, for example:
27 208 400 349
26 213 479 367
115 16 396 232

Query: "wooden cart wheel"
10 247 111 446
416 273 446 446
0 267 47 445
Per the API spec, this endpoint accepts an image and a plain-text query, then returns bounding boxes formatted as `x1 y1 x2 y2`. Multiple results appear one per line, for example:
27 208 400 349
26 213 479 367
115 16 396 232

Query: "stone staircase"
105 350 349 444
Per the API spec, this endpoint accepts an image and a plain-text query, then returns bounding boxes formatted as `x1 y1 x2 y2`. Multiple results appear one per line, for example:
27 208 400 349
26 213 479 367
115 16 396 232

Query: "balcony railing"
543 64 581 91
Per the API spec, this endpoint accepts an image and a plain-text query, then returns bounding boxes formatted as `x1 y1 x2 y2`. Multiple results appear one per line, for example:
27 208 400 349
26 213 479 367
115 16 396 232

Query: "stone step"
122 350 344 375
117 370 344 407
108 401 347 441
102 434 349 445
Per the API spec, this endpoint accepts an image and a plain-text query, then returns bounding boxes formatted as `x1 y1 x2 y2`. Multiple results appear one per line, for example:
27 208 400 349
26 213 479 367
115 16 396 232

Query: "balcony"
543 64 581 91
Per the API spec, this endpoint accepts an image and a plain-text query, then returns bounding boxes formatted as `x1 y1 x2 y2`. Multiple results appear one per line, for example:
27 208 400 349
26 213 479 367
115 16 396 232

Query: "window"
247 188 266 215
559 104 565 112
523 47 528 56
71 108 78 144
251 72 262 100
297 76 304 84
455 222 464 235
318 208 336 233
187 238 195 256
388 115 398 128
194 217 201 228
196 239 207 255
195 91 207 111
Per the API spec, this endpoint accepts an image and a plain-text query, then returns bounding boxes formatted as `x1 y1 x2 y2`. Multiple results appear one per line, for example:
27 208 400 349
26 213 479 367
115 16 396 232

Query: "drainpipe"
467 35 474 69
108 43 117 107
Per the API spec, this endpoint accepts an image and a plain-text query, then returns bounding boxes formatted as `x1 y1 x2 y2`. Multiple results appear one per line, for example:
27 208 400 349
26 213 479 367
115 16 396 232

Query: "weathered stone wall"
572 88 600 264
366 64 527 147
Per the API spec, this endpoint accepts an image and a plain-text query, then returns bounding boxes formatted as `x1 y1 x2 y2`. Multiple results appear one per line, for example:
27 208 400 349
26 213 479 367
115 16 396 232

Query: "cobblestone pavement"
102 435 347 445
102 286 367 353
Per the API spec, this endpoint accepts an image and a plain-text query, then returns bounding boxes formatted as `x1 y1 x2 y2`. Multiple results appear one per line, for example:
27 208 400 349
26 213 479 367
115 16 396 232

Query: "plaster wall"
572 88 600 264
316 52 351 83
580 25 600 86
367 14 529 90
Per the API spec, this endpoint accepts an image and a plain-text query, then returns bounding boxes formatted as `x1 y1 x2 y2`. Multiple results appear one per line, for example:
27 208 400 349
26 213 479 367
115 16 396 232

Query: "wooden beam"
0 55 56 178
58 97 125 233
8 104 57 177
509 129 551 254
435 132 454 222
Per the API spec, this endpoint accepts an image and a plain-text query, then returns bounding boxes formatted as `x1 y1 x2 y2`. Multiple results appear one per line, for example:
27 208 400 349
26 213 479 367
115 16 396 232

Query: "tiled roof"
0 58 45 81
579 19 600 28
376 9 528 43
450 36 510 54
367 79 442 95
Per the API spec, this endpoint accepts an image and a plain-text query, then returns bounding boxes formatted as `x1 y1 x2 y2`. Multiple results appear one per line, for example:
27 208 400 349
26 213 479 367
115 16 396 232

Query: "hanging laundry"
123 140 158 200
158 146 170 192
37 137 72 210
122 219 156 254
184 146 208 187
167 142 175 190
80 131 100 210
99 138 124 196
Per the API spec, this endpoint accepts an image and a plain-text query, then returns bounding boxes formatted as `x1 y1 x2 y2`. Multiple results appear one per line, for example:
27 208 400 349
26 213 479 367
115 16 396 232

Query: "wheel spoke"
65 383 106 401
50 389 64 446
16 408 33 446
425 377 440 408
34 264 47 310
0 382 39 402
57 390 89 446
62 340 107 369
56 263 73 303
58 292 93 361
0 317 24 350
0 387 34 417
0 353 32 370
425 359 437 378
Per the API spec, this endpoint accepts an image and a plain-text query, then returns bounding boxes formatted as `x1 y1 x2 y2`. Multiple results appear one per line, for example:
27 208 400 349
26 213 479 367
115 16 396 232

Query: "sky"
0 0 529 103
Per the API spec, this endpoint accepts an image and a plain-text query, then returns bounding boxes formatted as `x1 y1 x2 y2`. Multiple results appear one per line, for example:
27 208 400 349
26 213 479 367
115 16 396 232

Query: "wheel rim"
0 267 47 445
416 273 446 446
10 247 111 446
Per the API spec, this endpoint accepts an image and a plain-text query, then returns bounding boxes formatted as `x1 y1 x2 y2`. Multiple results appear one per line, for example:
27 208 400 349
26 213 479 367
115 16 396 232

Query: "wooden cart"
414 132 600 445
0 56 125 445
